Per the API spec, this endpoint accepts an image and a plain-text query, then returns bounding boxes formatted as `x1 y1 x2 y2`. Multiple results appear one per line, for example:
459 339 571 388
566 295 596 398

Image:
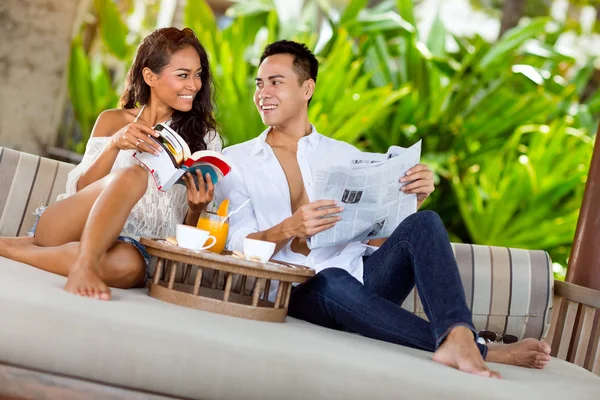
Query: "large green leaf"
93 0 130 60
340 0 369 25
478 18 550 70
68 37 95 142
396 0 416 29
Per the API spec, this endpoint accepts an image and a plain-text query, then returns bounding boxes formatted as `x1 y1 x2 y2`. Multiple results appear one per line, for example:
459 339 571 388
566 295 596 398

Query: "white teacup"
176 224 216 251
243 238 276 263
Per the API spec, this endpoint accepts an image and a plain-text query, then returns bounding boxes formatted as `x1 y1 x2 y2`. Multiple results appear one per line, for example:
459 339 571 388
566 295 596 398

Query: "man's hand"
284 199 343 239
400 164 435 208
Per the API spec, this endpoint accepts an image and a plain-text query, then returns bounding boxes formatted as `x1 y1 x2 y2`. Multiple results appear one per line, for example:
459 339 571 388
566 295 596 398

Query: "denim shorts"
29 206 152 284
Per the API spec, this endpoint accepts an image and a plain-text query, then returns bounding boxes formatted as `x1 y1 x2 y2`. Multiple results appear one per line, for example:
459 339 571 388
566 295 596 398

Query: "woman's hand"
183 170 214 216
400 164 435 208
109 121 163 155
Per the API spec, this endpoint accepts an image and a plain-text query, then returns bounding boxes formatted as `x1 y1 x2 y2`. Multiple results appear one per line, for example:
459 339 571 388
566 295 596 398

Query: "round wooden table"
140 238 315 322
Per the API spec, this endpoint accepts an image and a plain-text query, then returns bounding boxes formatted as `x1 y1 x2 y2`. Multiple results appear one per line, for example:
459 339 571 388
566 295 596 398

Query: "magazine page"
154 123 190 165
308 140 422 249
133 149 182 191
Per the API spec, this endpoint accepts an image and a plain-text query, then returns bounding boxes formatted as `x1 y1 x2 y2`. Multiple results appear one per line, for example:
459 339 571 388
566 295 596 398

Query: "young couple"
0 28 550 378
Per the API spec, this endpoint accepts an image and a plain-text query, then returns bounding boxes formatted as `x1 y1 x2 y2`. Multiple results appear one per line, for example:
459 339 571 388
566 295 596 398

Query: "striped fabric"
402 243 553 341
0 147 74 237
0 147 553 340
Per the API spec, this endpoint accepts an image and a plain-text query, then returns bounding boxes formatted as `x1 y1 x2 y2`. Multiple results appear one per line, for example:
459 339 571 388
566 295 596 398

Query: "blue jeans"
288 210 487 358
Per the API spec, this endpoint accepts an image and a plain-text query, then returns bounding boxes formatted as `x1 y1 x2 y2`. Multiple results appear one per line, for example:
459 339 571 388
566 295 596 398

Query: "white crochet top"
57 129 222 241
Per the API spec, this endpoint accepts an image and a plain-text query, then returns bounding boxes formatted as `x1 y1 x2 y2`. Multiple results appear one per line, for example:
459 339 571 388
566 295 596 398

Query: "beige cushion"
404 243 553 340
0 146 553 343
0 257 598 399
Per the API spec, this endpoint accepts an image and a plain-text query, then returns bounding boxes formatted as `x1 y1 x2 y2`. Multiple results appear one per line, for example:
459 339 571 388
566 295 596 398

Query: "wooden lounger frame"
546 280 600 375
0 362 185 399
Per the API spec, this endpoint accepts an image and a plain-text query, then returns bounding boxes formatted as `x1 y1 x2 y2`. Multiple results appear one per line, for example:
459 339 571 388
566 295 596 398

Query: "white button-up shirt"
216 125 371 285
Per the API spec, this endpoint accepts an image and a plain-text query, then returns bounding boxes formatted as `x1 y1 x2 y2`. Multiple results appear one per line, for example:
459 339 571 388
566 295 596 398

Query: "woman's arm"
181 131 224 226
76 110 161 191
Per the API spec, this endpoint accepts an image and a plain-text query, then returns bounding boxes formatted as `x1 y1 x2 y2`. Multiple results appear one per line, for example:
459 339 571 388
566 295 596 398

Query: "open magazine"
133 123 231 192
307 140 422 249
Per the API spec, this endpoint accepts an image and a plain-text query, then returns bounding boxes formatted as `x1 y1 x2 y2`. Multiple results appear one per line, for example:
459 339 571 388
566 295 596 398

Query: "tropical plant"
316 0 596 273
66 0 137 152
450 120 592 274
183 0 409 146
64 0 597 276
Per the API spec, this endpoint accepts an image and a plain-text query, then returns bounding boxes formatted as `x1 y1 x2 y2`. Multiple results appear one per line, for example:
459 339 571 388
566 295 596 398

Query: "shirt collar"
250 125 322 157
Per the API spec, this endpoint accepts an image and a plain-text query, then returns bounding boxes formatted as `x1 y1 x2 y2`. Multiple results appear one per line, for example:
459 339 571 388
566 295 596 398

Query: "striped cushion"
0 147 553 341
0 147 74 237
402 243 553 341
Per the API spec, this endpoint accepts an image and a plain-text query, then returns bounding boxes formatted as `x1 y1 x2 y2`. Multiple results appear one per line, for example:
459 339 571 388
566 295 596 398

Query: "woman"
0 27 221 301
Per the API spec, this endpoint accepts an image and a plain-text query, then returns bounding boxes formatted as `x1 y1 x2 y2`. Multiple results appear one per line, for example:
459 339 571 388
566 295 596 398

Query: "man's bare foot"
485 338 551 369
64 261 111 301
433 326 502 378
0 236 36 258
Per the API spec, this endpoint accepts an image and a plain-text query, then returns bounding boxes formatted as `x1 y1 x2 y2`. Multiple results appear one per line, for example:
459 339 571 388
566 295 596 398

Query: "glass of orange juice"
196 210 228 254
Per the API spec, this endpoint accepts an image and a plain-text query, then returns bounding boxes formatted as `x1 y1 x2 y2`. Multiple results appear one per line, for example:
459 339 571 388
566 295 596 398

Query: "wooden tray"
140 238 315 322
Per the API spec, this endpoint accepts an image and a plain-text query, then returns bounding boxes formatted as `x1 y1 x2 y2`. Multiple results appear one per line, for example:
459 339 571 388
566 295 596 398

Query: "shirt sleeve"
215 150 260 252
61 137 111 199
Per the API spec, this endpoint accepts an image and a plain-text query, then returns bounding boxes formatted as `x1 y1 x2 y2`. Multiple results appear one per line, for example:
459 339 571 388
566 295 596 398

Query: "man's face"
254 53 312 127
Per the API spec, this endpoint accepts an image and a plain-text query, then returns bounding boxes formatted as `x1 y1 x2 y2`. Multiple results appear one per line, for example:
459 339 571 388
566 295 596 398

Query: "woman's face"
151 46 202 112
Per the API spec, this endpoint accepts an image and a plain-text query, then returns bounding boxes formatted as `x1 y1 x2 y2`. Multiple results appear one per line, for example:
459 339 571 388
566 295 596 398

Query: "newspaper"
307 140 422 249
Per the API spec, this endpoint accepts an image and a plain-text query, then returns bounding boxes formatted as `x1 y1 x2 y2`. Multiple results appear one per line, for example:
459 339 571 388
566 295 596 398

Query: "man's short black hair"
259 40 319 85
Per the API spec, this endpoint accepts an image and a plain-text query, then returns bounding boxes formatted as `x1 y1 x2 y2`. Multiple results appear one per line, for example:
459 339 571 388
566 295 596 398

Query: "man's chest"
269 147 308 210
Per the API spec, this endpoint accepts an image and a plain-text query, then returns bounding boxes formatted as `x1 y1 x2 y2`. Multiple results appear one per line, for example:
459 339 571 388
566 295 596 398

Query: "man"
217 40 551 378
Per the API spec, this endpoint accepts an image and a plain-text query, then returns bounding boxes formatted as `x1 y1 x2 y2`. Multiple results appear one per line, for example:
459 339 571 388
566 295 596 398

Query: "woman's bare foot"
64 260 111 301
0 236 36 258
485 338 551 369
433 326 502 379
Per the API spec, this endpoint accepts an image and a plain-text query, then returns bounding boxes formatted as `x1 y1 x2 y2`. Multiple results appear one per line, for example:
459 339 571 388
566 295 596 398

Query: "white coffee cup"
176 224 216 251
243 238 276 263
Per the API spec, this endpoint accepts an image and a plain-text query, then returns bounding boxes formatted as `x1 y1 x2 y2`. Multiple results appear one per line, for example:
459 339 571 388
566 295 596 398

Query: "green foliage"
93 0 131 60
66 0 596 278
67 0 135 148
450 121 591 258
67 37 120 152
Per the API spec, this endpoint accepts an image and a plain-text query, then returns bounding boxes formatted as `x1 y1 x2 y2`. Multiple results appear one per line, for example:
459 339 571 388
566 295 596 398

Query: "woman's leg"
34 166 145 248
63 165 148 299
1 165 148 299
0 239 146 289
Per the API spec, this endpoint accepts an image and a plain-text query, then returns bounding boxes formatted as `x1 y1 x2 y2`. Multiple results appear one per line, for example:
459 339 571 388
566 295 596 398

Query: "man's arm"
213 164 343 254
368 164 435 247
247 200 343 254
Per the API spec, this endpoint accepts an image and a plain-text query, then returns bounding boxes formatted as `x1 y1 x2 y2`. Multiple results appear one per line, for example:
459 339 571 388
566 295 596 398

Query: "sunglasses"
478 330 519 344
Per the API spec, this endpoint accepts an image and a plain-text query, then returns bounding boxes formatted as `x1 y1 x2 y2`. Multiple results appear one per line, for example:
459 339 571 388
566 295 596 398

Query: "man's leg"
362 210 550 369
290 211 474 351
362 211 481 350
288 267 496 377
289 267 439 351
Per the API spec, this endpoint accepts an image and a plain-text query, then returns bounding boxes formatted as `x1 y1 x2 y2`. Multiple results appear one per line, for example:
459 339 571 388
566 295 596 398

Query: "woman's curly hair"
120 27 217 152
